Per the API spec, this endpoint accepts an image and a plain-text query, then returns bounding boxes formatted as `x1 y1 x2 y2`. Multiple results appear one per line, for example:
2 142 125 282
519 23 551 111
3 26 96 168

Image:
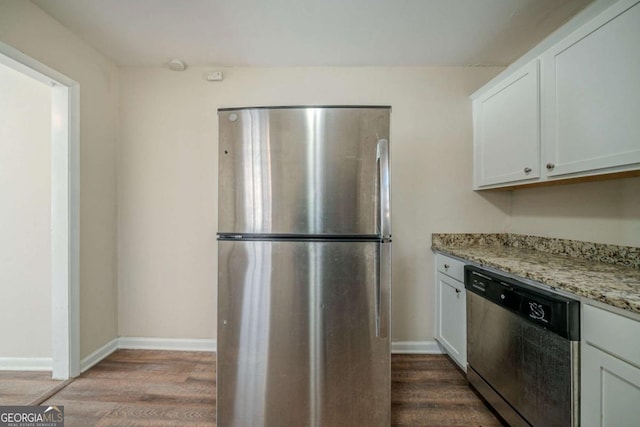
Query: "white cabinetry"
581 304 640 427
542 0 640 178
472 0 640 189
473 60 540 188
434 254 466 370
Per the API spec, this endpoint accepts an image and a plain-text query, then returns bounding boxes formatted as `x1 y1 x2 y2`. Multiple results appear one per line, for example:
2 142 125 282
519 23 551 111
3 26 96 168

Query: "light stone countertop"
432 234 640 315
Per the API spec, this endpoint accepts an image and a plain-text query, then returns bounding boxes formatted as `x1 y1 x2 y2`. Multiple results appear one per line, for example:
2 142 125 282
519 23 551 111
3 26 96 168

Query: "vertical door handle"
376 139 391 239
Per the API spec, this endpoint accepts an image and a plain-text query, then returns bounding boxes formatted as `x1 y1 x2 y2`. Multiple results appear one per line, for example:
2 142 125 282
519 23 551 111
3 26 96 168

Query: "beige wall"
0 0 119 358
0 63 51 358
0 1 635 357
3 0 634 350
508 177 640 247
118 66 509 342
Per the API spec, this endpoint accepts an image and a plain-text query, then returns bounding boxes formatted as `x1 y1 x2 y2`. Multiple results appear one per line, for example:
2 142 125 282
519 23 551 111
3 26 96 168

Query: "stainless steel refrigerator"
217 106 391 427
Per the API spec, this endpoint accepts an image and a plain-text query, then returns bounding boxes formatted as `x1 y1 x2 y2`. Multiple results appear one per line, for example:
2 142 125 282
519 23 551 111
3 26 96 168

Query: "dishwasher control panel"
465 266 580 340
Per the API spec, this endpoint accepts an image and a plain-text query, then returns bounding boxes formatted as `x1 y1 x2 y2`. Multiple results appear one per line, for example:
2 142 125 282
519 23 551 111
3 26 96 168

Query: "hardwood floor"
391 355 504 426
0 371 65 406
42 350 215 426
5 350 505 426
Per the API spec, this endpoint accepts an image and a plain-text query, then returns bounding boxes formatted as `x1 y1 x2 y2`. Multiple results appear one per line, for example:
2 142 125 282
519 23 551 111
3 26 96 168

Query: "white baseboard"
0 357 52 371
117 338 434 354
80 337 118 373
118 337 217 352
71 338 439 374
118 339 436 354
391 340 444 354
79 337 216 373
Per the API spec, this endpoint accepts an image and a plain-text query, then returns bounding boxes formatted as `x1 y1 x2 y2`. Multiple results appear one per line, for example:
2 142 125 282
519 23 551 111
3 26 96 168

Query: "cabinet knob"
546 163 555 170
455 288 461 294
444 264 450 269
524 167 532 174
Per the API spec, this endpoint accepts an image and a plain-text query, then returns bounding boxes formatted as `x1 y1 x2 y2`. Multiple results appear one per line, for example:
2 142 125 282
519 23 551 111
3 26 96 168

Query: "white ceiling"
32 0 593 67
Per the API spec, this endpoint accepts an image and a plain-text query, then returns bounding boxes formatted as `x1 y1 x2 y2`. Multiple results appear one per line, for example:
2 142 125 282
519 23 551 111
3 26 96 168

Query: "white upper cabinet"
472 0 640 189
542 0 640 178
473 60 540 188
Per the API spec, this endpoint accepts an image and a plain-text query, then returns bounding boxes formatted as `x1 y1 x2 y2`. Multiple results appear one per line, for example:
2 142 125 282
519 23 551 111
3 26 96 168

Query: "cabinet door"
473 60 540 188
542 0 640 178
581 343 640 427
435 272 466 370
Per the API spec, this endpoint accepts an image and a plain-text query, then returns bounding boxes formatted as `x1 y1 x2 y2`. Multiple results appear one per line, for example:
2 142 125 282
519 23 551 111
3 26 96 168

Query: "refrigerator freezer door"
217 239 390 427
218 107 390 236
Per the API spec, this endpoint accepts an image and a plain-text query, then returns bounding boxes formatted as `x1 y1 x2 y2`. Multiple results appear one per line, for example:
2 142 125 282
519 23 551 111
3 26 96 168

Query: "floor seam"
29 378 75 406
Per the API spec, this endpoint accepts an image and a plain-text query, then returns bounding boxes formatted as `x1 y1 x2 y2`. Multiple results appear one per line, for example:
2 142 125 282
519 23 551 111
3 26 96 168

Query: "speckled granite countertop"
432 233 640 315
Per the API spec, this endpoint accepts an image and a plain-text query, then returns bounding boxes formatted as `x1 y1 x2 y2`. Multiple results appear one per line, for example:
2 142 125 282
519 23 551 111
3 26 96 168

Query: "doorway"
0 43 80 380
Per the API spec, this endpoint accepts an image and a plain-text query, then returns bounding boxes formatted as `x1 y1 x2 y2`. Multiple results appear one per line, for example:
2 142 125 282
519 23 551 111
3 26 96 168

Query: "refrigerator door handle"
376 139 391 239
376 242 391 339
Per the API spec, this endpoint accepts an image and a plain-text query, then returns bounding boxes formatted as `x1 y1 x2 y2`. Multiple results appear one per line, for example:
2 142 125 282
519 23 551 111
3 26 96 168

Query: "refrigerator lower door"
217 239 390 427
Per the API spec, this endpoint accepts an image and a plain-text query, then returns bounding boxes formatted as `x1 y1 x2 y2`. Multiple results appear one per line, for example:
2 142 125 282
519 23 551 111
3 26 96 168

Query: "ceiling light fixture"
168 59 187 71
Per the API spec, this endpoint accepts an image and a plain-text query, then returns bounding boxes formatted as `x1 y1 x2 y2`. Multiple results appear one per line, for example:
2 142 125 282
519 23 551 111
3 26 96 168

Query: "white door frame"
0 42 80 379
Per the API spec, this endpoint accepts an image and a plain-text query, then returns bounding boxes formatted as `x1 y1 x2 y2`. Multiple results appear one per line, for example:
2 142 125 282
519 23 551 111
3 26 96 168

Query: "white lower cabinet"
434 254 466 370
581 304 640 426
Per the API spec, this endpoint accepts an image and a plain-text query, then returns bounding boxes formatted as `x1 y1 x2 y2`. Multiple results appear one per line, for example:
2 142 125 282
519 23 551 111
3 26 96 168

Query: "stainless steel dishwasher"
465 265 580 427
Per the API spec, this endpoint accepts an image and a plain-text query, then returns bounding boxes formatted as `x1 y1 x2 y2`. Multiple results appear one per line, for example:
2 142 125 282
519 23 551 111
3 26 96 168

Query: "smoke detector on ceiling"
168 59 187 71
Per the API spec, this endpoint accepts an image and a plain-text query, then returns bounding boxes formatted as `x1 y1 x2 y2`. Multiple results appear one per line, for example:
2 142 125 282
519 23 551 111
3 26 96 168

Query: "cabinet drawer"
583 304 640 366
436 255 465 282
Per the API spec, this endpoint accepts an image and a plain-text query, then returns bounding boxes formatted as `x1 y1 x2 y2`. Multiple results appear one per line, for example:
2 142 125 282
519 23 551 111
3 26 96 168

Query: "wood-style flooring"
42 350 215 426
392 354 504 426
0 371 65 406
3 350 504 426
